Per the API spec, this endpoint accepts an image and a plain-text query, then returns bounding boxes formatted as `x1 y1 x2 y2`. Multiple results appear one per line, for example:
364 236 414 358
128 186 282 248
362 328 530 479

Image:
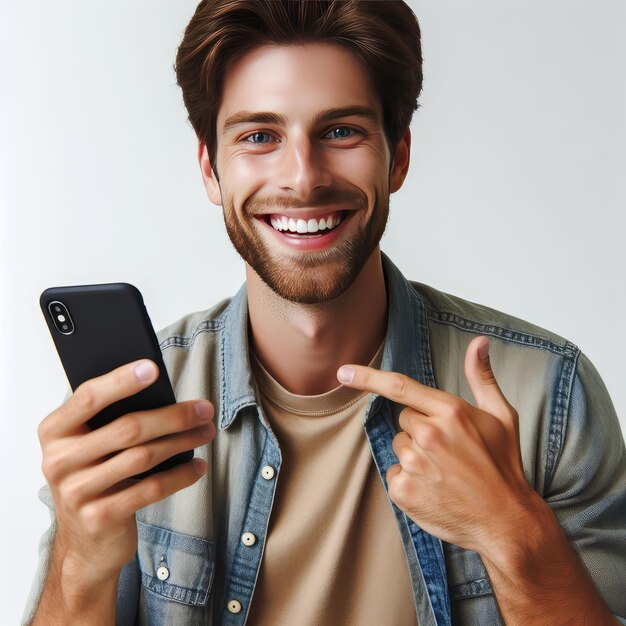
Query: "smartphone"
40 282 194 477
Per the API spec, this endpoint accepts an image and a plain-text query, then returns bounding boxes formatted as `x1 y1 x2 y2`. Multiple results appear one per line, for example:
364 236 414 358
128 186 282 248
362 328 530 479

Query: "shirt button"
261 465 275 480
156 566 170 581
228 599 242 614
241 532 257 546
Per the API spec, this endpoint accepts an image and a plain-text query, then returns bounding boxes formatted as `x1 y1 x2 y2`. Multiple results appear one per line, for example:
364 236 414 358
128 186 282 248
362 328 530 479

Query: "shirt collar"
217 252 435 430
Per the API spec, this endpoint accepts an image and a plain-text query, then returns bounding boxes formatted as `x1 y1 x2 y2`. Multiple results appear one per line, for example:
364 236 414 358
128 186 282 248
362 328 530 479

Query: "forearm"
480 492 618 625
31 541 118 626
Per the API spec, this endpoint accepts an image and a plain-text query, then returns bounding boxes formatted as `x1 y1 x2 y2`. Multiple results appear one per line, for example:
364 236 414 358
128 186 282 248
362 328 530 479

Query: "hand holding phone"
40 283 195 476
33 284 216 619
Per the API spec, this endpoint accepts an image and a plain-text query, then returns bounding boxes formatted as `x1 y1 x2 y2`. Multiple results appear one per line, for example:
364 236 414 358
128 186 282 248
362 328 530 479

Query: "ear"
389 127 411 193
198 142 223 206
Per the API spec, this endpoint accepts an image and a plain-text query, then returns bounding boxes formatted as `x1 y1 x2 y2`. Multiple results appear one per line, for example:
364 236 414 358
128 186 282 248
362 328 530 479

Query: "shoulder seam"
424 307 578 358
158 320 224 351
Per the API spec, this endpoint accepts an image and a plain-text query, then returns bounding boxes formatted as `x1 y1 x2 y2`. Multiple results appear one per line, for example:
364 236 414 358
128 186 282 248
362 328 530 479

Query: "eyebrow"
222 106 380 134
313 106 379 125
223 111 287 133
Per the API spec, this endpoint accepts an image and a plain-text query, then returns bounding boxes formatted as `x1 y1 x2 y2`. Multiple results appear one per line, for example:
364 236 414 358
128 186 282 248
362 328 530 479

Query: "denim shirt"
23 253 626 625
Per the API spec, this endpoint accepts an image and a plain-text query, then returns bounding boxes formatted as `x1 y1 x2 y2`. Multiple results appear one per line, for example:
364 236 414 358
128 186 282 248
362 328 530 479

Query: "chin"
253 248 373 305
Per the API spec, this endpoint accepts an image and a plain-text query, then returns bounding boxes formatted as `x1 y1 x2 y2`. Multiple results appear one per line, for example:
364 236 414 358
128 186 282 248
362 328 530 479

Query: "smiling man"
25 1 626 625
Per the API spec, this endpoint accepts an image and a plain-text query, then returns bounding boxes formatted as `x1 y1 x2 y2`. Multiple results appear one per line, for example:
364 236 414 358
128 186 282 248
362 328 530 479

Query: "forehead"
217 42 382 127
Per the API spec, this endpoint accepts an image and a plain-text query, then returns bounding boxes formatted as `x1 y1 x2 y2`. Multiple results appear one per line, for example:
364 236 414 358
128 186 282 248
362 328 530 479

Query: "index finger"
38 359 159 441
336 364 448 415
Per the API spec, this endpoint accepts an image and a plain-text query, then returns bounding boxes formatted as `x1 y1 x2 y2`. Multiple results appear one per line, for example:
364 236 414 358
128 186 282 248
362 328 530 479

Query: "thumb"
464 336 512 419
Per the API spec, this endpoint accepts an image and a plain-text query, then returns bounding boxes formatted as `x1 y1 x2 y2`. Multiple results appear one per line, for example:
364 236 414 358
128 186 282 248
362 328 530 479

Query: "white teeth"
269 212 344 233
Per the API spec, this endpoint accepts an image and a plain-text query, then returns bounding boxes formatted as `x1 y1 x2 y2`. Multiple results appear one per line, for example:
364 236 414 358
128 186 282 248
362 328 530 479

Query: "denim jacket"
24 253 626 625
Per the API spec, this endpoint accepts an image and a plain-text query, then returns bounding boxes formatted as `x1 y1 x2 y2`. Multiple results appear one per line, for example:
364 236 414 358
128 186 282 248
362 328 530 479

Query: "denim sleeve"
545 351 626 621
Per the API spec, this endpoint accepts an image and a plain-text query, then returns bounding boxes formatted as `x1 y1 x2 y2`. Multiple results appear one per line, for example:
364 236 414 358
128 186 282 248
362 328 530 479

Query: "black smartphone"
39 282 194 477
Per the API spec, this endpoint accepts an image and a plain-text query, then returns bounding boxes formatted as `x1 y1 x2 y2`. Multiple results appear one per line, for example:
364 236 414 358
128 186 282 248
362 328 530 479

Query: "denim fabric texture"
23 253 626 625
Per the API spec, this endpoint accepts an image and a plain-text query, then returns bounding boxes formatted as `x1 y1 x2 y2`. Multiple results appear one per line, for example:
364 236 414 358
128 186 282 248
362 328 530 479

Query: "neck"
246 249 388 395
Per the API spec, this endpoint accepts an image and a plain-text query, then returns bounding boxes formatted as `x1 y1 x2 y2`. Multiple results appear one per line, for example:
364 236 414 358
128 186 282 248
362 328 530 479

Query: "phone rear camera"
48 301 75 335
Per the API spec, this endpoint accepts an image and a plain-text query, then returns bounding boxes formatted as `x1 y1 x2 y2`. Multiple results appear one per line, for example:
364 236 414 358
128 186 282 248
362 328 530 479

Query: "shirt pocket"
137 520 215 607
443 542 504 625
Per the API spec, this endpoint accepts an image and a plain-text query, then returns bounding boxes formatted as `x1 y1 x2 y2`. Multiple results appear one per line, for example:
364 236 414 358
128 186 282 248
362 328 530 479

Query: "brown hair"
175 0 423 168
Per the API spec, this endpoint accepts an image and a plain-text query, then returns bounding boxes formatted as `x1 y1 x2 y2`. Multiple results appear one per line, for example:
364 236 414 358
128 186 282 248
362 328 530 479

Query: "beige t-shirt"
246 345 418 625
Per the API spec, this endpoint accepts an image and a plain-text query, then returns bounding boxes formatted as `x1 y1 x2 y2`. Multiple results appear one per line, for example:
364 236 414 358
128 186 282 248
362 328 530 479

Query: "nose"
275 132 332 197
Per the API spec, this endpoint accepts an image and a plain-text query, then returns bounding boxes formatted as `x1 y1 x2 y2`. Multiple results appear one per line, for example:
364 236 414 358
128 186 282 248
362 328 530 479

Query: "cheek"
330 147 390 204
221 155 268 208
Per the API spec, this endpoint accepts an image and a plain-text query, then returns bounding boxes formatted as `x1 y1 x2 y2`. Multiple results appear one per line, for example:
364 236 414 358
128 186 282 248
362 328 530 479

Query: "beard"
222 185 390 305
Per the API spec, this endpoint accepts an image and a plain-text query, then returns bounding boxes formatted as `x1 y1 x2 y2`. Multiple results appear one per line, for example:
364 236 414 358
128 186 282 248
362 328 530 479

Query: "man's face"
202 43 408 304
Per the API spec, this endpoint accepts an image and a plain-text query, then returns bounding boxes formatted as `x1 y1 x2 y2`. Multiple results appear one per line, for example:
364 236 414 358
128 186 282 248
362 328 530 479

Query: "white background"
1 1 624 622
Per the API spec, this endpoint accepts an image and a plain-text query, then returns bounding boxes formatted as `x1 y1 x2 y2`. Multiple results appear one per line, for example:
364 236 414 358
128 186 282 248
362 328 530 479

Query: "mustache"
244 187 367 215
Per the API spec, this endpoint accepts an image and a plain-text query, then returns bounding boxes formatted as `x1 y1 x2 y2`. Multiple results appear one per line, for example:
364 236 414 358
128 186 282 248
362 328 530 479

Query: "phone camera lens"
49 301 74 335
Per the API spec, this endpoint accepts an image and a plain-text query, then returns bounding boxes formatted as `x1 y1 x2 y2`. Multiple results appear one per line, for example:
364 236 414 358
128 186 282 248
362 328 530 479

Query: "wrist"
36 539 120 622
478 485 557 571
476 489 615 624
60 553 120 607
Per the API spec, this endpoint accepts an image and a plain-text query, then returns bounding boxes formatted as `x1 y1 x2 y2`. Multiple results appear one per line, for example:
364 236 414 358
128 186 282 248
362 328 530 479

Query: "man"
24 1 625 624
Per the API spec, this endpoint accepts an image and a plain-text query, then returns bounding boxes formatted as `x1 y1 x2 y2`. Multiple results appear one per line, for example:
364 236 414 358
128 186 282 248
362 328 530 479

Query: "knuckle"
41 455 61 483
37 418 52 444
116 363 136 388
142 477 166 503
165 404 190 432
398 407 413 431
182 403 199 428
115 417 142 447
190 427 212 447
116 363 146 395
72 382 98 414
41 444 66 482
129 445 153 469
398 446 421 472
441 398 467 425
390 375 408 398
479 367 497 385
81 503 109 533
61 480 84 510
391 432 403 456
388 471 410 502
415 423 442 450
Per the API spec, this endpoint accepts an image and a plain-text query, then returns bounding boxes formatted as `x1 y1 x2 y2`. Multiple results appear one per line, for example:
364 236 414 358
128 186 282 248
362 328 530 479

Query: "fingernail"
134 360 156 381
478 341 490 360
337 366 355 384
195 401 213 421
192 458 208 475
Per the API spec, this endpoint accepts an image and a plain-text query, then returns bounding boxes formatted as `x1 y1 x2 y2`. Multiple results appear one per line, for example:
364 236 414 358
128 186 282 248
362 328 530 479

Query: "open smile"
265 210 346 234
257 210 353 250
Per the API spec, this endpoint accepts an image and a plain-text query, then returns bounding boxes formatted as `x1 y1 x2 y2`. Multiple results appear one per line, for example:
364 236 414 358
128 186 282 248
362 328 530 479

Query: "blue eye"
327 127 354 139
245 132 272 144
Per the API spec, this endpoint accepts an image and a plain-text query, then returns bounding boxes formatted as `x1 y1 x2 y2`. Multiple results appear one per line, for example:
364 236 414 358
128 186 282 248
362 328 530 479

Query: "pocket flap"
137 520 215 606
